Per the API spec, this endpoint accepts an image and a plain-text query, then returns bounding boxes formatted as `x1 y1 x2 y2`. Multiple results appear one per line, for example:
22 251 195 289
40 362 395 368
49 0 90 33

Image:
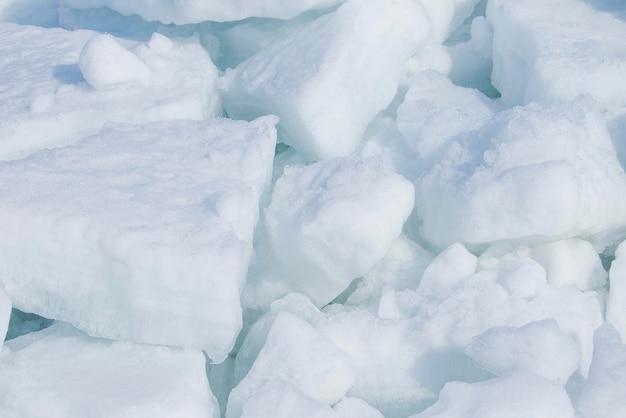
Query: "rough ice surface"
409 373 575 418
2 0 626 416
59 0 343 24
220 0 429 160
488 0 626 111
257 157 414 307
0 322 219 418
227 311 355 418
414 100 626 249
0 23 220 161
0 117 277 362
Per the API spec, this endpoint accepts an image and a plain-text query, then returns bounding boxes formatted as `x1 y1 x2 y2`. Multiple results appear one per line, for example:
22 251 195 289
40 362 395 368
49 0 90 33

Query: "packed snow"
2 0 626 417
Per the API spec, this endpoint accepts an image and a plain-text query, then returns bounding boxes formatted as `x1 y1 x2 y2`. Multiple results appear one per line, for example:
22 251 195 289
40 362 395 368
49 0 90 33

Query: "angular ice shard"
488 0 626 110
0 323 219 418
0 24 220 161
414 100 626 249
263 157 414 307
0 116 277 362
220 0 429 160
60 0 343 24
227 312 354 418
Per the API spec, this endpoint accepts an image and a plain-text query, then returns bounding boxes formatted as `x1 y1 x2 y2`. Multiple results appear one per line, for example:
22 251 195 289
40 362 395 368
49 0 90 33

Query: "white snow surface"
0 23 220 161
220 0 430 160
0 322 219 418
0 116 277 362
0 288 10 350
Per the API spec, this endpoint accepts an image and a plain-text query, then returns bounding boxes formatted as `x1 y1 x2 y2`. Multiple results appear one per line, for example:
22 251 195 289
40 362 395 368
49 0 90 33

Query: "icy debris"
261 157 414 307
220 0 429 160
409 373 575 418
0 322 219 418
578 324 626 418
227 312 355 418
0 116 277 362
0 24 220 161
466 319 581 385
414 100 626 249
488 0 626 111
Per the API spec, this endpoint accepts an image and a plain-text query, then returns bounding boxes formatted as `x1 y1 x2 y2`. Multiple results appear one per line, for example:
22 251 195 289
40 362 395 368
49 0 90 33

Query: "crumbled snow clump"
0 117 277 362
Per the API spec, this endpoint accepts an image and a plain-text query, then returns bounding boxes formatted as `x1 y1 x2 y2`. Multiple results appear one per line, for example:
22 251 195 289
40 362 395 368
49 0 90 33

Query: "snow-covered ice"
0 322 219 418
2 0 626 416
488 0 626 111
0 116 277 362
255 157 414 307
0 23 220 161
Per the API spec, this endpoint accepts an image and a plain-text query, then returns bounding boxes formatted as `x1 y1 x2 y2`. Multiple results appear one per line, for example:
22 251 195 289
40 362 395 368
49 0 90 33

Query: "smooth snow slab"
0 322 218 418
409 373 575 418
260 157 414 307
220 0 429 160
59 0 342 24
0 116 277 362
0 23 219 161
488 0 626 110
414 100 626 249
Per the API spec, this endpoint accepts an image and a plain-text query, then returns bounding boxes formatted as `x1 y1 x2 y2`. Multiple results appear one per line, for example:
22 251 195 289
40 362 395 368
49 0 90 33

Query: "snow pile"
2 0 626 416
0 117 277 362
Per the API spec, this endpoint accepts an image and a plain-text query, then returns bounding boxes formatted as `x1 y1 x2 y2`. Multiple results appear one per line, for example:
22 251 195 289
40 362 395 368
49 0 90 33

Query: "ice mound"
466 319 580 385
409 373 575 418
578 324 626 418
259 157 414 307
60 0 343 24
0 24 220 161
0 322 218 418
488 0 626 111
227 312 355 418
220 0 429 160
0 116 277 362
414 100 626 249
